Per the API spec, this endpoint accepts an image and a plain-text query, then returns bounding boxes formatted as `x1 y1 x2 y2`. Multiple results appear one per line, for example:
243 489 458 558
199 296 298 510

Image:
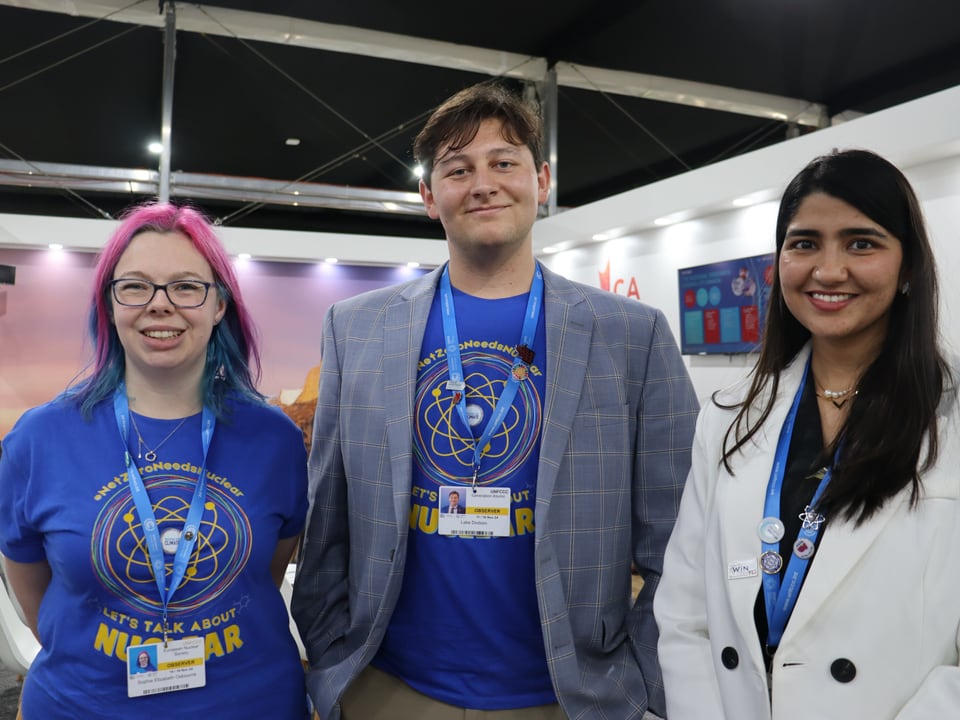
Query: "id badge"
438 486 511 537
127 638 206 697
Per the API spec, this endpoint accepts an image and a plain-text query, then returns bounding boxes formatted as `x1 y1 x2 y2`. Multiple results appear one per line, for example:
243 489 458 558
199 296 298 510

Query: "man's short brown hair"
414 82 544 188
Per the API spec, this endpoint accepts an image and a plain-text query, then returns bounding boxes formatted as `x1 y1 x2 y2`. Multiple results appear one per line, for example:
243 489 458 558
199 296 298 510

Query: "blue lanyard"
113 386 215 644
439 263 543 488
762 358 832 647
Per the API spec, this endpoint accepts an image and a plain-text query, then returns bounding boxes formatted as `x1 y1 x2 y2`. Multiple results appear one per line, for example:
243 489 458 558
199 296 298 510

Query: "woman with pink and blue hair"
0 203 308 719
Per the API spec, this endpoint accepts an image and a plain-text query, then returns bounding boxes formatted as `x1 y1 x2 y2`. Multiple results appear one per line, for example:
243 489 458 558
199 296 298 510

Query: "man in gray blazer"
292 81 699 720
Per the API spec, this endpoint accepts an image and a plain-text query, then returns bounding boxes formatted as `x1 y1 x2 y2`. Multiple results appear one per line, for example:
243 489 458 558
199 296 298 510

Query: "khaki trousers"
340 665 566 720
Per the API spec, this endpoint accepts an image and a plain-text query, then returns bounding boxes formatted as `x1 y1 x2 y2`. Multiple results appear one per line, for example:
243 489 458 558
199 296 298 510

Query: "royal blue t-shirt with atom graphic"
0 395 308 719
373 284 556 710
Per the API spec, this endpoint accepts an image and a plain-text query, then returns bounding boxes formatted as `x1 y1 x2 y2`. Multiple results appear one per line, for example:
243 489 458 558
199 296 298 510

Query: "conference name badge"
728 557 759 580
438 486 511 538
127 637 206 698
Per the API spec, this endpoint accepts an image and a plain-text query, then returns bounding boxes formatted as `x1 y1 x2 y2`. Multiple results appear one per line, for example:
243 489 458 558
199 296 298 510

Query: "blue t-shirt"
0 395 308 719
373 285 555 709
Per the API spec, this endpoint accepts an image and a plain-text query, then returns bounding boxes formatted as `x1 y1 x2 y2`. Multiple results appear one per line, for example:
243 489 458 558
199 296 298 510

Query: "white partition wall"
536 85 960 402
2 86 959 407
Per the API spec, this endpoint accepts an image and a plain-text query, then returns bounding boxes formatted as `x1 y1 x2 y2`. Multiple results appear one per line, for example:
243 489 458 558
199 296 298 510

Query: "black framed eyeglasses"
109 278 213 308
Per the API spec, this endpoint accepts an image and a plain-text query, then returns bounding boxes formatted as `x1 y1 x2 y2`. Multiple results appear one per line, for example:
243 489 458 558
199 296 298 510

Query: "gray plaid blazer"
292 263 698 719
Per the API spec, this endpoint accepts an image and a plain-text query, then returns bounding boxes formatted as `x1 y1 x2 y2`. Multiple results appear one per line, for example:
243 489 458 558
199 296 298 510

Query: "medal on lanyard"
439 263 543 490
759 358 834 648
113 386 215 646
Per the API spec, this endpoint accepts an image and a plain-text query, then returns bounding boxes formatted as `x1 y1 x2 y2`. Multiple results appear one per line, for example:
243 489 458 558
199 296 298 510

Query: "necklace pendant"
129 412 188 465
831 391 857 409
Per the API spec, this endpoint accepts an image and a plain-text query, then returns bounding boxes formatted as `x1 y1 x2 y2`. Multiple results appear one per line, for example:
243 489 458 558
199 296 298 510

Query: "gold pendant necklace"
814 384 858 410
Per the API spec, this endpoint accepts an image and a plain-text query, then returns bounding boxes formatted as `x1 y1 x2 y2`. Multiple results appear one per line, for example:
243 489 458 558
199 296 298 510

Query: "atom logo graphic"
414 349 541 486
91 474 251 614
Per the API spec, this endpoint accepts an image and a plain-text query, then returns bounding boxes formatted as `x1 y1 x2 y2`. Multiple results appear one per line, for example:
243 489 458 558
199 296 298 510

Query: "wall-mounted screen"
677 252 775 355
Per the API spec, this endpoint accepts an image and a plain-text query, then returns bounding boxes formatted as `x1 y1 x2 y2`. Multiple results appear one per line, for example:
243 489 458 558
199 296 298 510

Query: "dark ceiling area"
1 0 960 240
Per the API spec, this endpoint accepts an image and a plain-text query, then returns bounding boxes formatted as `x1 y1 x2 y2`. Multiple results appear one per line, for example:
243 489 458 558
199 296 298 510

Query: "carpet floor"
0 666 20 719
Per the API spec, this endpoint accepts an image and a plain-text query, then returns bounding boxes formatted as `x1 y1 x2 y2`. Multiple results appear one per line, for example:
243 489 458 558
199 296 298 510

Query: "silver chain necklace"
129 412 188 462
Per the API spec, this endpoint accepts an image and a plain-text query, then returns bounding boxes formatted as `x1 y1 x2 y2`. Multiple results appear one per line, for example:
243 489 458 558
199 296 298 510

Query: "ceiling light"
237 253 251 260
413 165 424 178
542 246 559 254
49 243 63 250
285 138 301 146
732 189 776 208
325 257 338 264
592 232 612 242
147 142 163 154
653 216 676 226
406 261 420 268
383 202 399 211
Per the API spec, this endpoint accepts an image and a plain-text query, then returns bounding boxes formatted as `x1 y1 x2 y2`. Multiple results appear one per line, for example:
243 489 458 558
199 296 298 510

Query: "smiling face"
779 192 904 356
420 118 550 266
448 491 460 510
111 230 226 390
137 651 150 668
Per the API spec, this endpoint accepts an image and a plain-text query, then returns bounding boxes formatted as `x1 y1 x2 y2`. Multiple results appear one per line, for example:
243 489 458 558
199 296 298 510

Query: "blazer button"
721 646 739 669
830 658 856 683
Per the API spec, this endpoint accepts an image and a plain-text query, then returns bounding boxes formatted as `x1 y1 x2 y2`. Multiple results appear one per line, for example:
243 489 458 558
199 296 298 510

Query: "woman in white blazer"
655 149 960 720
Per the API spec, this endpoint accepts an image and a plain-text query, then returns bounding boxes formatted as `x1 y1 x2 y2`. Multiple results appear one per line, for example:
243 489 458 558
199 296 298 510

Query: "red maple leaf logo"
598 259 611 291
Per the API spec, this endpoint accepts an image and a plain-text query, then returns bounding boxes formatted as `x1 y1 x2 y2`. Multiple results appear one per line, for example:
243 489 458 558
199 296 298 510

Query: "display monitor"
0 264 13 285
677 252 775 355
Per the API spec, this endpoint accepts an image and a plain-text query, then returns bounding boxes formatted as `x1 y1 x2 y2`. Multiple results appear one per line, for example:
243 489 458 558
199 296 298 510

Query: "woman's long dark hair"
719 149 950 524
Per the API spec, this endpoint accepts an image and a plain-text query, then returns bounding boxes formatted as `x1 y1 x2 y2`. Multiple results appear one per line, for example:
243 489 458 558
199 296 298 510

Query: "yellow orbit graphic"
117 496 229 585
425 372 520 470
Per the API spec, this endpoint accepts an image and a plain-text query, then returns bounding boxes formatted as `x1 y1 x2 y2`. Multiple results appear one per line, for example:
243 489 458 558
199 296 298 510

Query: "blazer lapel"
719 343 909 651
771 341 907 643
780 485 906 645
718 346 810 669
382 268 441 529
784 386 960 639
535 268 591 521
720 394 788 670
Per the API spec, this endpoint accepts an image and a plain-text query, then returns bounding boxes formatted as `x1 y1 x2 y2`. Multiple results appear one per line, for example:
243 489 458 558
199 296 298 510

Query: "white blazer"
655 345 960 720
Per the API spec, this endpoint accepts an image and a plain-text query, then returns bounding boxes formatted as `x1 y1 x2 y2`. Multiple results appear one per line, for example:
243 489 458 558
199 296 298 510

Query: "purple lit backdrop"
0 247 429 437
